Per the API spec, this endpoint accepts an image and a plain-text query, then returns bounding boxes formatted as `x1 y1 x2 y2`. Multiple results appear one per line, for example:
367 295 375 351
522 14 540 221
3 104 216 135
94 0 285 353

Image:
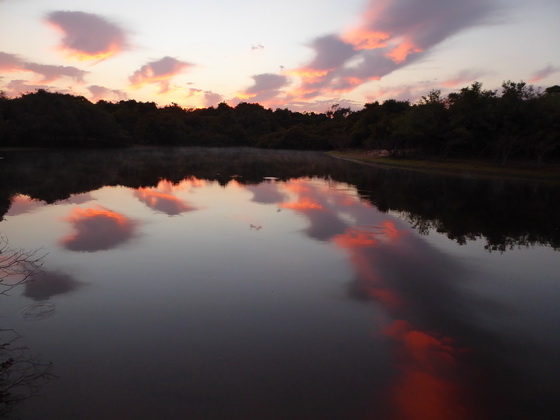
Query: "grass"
327 150 560 183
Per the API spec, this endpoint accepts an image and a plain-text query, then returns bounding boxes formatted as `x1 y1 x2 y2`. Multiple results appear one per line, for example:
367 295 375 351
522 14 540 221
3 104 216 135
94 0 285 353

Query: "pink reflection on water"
134 179 203 216
61 206 137 252
277 178 477 418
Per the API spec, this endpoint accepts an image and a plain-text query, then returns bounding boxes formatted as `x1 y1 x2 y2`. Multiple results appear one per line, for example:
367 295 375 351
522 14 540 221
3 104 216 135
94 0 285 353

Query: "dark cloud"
129 56 191 93
46 10 129 61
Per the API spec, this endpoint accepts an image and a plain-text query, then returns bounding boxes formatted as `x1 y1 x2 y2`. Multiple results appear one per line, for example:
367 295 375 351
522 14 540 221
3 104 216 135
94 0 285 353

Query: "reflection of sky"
24 270 81 301
272 177 479 418
6 193 95 216
133 179 203 216
245 180 289 205
1 175 559 418
61 206 138 252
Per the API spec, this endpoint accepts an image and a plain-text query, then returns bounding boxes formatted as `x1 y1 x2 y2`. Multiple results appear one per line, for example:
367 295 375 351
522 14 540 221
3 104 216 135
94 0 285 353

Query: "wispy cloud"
46 11 129 61
129 56 191 94
529 64 560 83
442 69 487 87
289 0 501 101
23 62 87 83
0 51 88 95
0 51 25 71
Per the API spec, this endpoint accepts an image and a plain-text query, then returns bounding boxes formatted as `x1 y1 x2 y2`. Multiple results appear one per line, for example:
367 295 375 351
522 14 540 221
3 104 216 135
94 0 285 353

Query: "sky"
0 0 559 112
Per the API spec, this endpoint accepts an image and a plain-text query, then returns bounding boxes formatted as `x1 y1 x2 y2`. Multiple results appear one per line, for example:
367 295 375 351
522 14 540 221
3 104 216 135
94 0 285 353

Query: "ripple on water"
22 302 56 320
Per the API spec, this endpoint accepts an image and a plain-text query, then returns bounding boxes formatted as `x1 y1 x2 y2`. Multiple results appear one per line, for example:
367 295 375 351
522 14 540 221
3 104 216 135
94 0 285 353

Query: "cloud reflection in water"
134 179 202 216
24 270 82 301
61 206 137 252
276 177 478 418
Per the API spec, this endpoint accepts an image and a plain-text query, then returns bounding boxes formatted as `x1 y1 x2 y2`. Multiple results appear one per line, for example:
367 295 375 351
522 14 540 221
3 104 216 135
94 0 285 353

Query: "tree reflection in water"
0 147 558 251
0 238 55 417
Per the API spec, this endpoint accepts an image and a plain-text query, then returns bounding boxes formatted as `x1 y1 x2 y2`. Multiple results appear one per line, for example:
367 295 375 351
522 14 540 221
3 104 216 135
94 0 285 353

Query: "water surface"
1 148 559 419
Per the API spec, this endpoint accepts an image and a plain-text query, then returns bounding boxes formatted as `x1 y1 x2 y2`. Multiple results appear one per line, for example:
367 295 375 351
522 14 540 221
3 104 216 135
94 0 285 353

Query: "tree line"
1 81 559 164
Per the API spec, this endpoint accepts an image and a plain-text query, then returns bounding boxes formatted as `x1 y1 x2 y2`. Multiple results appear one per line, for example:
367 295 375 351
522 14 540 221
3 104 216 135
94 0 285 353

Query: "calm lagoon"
1 148 559 419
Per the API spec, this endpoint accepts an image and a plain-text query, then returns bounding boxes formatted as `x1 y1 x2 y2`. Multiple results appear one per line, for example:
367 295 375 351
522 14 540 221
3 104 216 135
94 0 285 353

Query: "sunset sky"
1 0 559 112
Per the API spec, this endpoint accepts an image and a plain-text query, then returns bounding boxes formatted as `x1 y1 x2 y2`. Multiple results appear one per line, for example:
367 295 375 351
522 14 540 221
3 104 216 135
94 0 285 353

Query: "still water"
1 148 559 419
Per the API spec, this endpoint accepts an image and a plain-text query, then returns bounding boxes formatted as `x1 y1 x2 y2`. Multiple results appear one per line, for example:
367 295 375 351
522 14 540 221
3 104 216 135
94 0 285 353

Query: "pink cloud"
441 69 487 88
0 51 88 90
4 80 55 96
289 0 500 101
46 11 129 61
0 52 25 71
129 56 192 94
23 62 87 83
203 91 224 107
529 64 560 83
87 85 128 102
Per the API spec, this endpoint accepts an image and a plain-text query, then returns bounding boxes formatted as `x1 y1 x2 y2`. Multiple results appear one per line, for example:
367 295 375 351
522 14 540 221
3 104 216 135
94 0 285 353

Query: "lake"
1 148 559 419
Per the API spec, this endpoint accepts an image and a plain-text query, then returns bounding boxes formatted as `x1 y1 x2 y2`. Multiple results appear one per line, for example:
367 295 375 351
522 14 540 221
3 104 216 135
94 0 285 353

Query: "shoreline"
327 150 560 183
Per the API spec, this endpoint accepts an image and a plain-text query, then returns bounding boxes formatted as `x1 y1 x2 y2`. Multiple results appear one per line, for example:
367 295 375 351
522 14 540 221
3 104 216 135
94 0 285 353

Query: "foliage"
1 82 559 163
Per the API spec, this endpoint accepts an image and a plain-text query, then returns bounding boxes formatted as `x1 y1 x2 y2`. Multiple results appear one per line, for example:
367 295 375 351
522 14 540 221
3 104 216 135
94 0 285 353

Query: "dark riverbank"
328 150 560 183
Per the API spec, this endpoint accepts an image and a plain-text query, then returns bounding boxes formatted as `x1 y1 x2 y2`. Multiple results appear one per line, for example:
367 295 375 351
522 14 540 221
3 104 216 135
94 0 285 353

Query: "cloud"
129 56 192 94
46 11 129 61
289 0 500 101
4 80 55 95
366 82 435 103
6 194 46 216
529 64 560 83
0 51 25 71
184 88 224 108
237 73 289 103
203 91 224 107
87 85 128 102
0 51 87 89
285 98 361 113
61 206 138 252
134 180 197 216
23 62 87 83
442 69 487 87
24 270 82 301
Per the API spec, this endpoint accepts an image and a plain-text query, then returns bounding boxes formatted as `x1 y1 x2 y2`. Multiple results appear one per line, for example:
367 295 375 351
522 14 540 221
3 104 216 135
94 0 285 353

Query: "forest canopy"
1 81 559 164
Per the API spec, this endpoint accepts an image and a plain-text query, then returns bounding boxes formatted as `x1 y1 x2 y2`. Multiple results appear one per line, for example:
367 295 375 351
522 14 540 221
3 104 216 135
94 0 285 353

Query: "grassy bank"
327 150 560 183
